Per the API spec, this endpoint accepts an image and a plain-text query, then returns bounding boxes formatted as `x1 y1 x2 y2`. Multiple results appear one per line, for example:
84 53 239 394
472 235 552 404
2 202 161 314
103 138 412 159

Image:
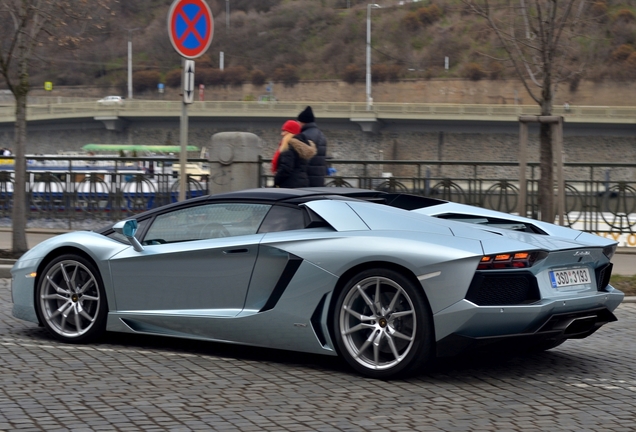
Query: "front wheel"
35 254 108 343
333 269 434 379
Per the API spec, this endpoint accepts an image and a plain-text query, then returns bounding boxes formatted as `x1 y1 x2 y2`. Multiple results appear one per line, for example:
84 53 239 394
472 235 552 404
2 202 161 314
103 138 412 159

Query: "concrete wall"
1 116 634 183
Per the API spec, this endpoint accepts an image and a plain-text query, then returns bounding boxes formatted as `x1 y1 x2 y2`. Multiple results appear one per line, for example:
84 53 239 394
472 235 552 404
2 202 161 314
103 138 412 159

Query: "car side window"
258 205 306 233
142 203 271 244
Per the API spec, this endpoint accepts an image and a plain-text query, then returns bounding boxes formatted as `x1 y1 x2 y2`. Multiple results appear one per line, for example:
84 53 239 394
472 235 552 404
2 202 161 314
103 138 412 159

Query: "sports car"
11 188 624 379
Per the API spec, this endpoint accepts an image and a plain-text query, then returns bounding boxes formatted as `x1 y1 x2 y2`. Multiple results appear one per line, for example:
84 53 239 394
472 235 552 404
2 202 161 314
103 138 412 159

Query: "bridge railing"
2 100 636 123
0 155 636 233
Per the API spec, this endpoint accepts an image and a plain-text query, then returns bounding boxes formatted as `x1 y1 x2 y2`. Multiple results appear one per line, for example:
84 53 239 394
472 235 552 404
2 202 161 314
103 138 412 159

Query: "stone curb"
0 264 13 279
0 227 71 235
617 248 636 255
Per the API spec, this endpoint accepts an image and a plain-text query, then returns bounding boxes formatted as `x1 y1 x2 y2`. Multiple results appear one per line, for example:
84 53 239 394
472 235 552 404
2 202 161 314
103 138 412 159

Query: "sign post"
168 0 213 201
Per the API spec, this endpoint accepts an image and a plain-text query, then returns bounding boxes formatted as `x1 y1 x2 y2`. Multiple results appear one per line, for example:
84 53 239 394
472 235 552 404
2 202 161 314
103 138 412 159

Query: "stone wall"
2 117 634 184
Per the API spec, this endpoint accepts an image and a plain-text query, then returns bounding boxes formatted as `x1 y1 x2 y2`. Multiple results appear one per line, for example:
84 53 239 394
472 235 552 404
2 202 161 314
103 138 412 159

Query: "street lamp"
366 4 381 111
226 0 230 34
126 28 141 100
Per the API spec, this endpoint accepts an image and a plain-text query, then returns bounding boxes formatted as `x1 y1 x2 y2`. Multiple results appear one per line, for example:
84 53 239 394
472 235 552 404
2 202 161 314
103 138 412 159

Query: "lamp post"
226 0 230 34
126 28 141 100
366 4 381 111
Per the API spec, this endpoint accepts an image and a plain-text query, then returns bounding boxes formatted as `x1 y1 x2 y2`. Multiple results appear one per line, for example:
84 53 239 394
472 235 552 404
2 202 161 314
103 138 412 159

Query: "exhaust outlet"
563 315 597 336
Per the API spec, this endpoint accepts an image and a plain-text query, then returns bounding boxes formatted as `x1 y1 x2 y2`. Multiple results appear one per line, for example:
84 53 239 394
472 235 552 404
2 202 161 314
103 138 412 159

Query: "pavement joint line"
0 337 199 358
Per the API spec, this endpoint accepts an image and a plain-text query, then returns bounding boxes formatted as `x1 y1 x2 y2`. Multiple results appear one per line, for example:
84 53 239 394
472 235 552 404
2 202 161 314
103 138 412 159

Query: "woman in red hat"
272 120 317 188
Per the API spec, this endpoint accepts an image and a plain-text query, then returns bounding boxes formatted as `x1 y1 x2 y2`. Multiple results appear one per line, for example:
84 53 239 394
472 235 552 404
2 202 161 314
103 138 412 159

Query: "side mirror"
113 220 144 252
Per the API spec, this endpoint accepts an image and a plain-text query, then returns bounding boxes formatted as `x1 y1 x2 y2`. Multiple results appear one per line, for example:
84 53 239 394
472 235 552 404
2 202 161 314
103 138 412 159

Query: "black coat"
300 122 328 187
274 135 317 188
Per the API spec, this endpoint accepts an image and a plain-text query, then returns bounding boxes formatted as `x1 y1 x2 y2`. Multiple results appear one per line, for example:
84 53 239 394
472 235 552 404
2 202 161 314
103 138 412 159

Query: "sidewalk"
0 227 68 250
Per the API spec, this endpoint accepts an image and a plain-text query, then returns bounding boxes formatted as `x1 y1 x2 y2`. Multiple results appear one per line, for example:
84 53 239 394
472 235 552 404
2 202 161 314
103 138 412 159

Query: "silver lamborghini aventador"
11 188 624 379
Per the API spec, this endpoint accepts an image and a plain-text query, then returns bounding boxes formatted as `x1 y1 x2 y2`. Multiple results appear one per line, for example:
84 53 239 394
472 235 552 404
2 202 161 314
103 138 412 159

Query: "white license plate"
549 268 591 289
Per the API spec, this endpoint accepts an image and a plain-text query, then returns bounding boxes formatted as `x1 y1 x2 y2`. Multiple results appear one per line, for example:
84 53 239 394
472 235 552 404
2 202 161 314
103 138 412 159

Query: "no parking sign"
168 0 214 59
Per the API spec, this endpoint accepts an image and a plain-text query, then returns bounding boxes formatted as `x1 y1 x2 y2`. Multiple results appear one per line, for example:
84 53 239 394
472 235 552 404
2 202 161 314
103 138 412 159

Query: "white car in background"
97 95 124 106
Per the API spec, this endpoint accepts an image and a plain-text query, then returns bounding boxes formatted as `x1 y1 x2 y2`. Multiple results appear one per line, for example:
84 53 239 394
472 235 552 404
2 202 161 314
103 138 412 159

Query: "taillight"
603 244 617 260
477 251 547 270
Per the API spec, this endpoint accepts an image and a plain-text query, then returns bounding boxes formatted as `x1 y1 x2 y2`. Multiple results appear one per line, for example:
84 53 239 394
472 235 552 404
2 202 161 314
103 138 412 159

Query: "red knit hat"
281 120 301 135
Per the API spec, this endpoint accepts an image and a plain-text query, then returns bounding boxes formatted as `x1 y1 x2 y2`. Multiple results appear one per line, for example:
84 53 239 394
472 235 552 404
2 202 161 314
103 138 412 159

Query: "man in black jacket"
297 106 328 187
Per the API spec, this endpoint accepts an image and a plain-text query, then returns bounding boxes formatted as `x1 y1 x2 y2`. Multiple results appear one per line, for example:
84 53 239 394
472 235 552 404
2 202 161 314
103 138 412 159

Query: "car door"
108 202 271 317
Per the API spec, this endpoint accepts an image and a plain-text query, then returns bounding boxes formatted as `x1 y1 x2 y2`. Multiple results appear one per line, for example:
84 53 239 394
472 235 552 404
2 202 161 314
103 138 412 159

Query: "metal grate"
596 263 613 291
466 272 540 306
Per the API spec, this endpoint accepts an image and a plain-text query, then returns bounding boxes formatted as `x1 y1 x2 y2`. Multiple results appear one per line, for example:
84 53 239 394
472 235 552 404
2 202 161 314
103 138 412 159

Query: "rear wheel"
333 268 433 379
35 254 107 343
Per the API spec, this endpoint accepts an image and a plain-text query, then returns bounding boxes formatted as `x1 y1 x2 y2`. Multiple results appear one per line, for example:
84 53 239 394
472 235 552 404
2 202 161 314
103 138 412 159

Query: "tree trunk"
538 122 554 223
11 81 28 253
538 69 554 223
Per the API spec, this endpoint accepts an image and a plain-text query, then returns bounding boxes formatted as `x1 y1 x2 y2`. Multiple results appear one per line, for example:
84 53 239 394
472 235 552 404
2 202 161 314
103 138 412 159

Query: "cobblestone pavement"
1 280 635 432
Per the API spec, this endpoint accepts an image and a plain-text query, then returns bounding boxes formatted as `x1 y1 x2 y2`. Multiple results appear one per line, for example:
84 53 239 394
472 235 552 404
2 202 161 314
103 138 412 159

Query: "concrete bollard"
208 132 263 194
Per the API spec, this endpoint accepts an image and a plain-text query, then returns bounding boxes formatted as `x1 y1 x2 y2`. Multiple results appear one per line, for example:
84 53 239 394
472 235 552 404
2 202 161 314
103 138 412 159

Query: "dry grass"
610 275 636 296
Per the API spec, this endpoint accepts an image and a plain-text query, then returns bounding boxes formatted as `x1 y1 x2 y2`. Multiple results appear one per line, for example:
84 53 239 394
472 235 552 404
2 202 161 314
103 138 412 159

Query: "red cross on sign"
168 0 214 59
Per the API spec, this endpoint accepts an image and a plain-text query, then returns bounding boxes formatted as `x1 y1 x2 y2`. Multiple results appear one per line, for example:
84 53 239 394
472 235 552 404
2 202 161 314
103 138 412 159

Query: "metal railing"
2 100 636 124
1 155 636 234
0 155 210 229
260 158 636 234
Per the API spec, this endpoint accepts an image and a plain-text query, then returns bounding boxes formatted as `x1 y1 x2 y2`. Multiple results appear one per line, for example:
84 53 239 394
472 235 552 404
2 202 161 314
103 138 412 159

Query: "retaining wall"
0 121 634 182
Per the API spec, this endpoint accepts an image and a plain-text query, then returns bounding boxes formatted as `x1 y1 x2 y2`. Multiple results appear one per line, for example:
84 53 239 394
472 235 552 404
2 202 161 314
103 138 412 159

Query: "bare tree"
0 0 110 253
463 0 591 222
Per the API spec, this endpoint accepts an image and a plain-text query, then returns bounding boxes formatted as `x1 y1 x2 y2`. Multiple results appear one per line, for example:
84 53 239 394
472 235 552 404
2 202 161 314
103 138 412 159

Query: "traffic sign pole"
168 0 213 201
179 99 189 202
179 59 191 202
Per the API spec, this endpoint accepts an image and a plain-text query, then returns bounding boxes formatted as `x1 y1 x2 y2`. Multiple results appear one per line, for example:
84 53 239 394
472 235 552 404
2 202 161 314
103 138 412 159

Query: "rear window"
258 206 306 233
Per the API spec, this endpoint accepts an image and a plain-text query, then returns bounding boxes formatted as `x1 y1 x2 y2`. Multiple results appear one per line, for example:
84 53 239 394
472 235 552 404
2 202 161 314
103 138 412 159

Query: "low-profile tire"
333 268 434 379
35 254 108 343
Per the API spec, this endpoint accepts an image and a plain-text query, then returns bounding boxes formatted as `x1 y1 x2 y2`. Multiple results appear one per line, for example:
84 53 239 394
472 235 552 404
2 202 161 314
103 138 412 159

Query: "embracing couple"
271 106 328 188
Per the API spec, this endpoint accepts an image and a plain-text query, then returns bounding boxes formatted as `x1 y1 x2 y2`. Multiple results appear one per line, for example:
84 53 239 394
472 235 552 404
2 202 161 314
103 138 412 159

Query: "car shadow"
106 334 613 383
13 326 608 381
98 331 350 374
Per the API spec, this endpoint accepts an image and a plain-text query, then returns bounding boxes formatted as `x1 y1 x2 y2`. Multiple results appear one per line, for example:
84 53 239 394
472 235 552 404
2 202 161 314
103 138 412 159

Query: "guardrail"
1 100 636 124
1 156 636 235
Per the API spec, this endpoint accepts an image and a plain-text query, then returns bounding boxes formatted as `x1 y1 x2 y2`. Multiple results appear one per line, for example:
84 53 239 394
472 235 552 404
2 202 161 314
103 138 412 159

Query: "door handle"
223 248 249 254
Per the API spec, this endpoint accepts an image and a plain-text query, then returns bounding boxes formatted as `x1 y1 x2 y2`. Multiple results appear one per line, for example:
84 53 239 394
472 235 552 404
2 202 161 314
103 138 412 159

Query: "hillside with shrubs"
21 0 636 95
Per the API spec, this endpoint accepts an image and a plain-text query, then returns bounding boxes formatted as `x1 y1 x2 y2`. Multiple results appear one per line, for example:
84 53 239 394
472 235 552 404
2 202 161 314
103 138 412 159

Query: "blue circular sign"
168 0 214 59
